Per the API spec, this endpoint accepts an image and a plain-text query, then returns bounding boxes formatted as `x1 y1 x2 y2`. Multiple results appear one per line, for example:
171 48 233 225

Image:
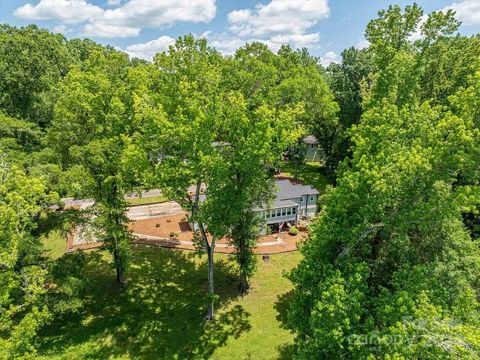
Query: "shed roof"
303 135 318 145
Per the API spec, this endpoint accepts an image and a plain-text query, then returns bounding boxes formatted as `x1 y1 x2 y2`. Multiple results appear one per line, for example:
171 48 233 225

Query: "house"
256 179 319 233
188 179 319 234
303 135 324 162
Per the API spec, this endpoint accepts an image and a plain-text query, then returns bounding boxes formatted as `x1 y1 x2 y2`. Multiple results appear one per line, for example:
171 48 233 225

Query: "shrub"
266 225 273 235
288 226 298 236
155 223 161 228
169 231 179 238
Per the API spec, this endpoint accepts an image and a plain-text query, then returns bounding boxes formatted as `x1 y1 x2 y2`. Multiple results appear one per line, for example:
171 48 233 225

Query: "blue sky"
1 0 479 64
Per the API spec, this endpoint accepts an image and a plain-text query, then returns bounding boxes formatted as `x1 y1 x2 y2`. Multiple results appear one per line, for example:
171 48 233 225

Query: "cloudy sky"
1 0 479 64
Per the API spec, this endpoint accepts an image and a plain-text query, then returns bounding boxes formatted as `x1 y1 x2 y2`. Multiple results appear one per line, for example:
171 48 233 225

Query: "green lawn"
38 246 301 359
280 161 331 194
126 195 169 206
42 230 67 259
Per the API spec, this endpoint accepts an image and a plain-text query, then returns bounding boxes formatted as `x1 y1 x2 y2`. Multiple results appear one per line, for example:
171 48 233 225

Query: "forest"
1 3 479 359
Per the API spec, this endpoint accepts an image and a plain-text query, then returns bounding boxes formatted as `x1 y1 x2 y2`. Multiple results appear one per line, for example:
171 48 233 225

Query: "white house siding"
257 205 299 234
296 194 318 217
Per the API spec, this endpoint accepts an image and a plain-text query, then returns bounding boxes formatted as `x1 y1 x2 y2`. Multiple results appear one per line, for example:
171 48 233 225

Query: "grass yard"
38 246 301 359
126 195 169 206
42 230 67 259
280 161 331 194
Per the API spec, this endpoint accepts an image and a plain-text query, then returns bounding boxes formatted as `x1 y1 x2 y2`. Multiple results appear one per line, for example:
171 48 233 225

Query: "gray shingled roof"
276 179 319 199
192 179 319 210
254 179 320 210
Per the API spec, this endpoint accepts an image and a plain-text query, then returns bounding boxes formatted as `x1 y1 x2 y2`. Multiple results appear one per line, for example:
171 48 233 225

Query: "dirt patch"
128 214 308 254
67 210 309 254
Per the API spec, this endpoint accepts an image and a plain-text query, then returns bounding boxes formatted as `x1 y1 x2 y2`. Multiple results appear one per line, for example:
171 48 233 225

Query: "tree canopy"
286 4 480 359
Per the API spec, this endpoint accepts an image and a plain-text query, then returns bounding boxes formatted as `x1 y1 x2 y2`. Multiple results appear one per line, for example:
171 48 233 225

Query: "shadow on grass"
39 246 250 359
274 290 295 360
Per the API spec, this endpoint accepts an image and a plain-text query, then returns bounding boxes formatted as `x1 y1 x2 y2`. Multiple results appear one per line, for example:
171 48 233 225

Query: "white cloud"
319 51 338 67
88 0 216 37
354 37 369 50
443 0 480 25
270 33 320 46
222 0 329 53
85 0 216 38
228 0 329 38
53 24 72 34
125 35 176 60
14 0 103 24
205 32 246 54
15 0 216 39
83 22 140 38
408 14 427 42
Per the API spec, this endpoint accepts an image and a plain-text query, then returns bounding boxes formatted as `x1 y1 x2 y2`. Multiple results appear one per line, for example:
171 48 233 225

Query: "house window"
266 211 270 218
277 209 281 217
300 197 304 202
282 208 286 216
287 208 291 215
271 210 275 218
310 196 314 201
292 207 296 214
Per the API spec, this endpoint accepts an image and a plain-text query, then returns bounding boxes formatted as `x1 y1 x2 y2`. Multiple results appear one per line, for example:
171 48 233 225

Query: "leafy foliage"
287 5 480 359
0 164 85 359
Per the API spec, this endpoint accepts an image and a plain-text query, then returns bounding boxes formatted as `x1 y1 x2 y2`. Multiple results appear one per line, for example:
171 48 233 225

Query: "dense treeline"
287 4 480 359
0 24 337 356
0 3 479 358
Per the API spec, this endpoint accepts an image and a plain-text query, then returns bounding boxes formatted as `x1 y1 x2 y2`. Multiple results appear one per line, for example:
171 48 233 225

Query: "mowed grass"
38 246 301 359
126 195 169 206
280 160 331 194
42 230 67 259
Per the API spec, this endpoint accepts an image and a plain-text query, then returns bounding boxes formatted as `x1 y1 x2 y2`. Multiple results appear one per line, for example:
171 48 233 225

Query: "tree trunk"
238 237 249 295
193 182 217 321
206 242 215 320
113 247 126 285
239 270 249 295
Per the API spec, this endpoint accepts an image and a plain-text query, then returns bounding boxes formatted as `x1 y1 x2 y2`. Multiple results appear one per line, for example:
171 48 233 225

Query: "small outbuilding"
302 135 323 162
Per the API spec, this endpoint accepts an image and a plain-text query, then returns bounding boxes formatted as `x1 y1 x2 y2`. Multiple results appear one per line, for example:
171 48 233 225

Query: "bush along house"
256 179 319 234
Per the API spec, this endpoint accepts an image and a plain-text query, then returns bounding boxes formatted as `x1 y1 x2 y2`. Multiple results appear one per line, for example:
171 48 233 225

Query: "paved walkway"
127 201 184 220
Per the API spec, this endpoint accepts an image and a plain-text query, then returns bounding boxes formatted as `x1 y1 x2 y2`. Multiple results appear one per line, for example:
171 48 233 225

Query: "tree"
0 161 87 360
326 47 374 178
287 5 480 359
214 92 301 294
46 50 163 285
150 36 226 319
225 43 338 174
0 163 55 359
0 25 73 128
151 36 302 312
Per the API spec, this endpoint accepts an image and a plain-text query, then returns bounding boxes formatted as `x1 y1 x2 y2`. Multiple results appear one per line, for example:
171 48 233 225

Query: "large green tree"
0 162 86 359
326 47 374 178
0 25 73 128
214 92 301 294
287 5 480 359
46 50 163 285
224 43 338 171
147 36 226 319
152 36 302 314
